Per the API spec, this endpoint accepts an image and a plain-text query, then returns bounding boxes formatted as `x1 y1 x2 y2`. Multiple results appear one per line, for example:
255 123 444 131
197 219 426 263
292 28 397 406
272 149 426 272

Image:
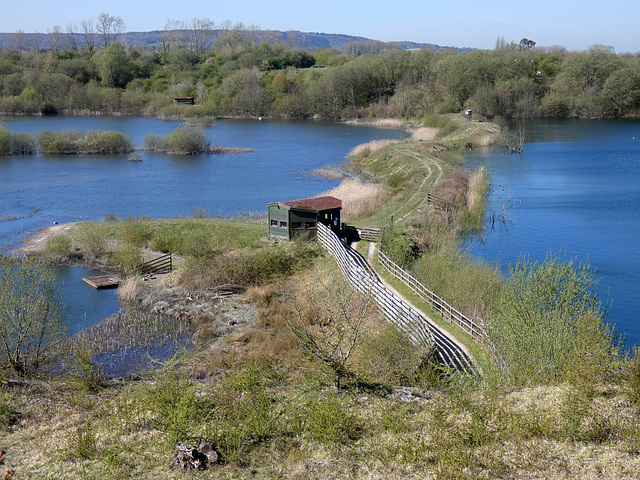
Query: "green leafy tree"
96 43 132 88
0 256 65 375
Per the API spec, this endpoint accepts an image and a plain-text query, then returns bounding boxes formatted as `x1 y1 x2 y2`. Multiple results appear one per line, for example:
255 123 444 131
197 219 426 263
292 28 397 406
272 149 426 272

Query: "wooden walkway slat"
83 274 121 289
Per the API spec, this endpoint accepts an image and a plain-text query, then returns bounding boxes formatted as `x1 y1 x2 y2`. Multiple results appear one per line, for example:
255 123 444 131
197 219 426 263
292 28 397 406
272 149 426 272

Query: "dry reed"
410 127 438 141
348 139 400 157
467 166 487 212
319 177 387 221
117 276 143 306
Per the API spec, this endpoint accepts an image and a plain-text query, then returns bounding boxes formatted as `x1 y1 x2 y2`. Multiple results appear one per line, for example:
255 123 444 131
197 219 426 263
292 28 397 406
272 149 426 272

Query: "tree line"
1 17 639 121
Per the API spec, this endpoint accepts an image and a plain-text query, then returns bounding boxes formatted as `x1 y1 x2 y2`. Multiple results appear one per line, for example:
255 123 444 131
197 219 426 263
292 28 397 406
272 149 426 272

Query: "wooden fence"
378 250 486 343
135 253 173 275
317 222 475 374
427 192 453 211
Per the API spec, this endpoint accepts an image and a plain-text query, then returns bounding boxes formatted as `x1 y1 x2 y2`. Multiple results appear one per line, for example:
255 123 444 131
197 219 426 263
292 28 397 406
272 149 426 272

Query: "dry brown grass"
467 165 487 212
410 127 439 141
319 177 388 221
348 139 401 157
344 118 407 128
117 275 143 306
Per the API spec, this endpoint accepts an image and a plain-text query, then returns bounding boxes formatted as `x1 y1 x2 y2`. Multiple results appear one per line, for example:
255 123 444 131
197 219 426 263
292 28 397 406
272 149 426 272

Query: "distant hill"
0 29 472 52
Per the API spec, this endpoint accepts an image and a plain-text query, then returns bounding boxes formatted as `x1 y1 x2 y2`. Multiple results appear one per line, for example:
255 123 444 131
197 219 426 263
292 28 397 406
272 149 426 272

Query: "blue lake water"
465 119 640 347
0 116 406 334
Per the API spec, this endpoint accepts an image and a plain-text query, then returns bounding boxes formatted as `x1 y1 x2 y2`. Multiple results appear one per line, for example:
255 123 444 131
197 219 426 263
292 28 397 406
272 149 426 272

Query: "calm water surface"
465 119 640 346
0 116 405 333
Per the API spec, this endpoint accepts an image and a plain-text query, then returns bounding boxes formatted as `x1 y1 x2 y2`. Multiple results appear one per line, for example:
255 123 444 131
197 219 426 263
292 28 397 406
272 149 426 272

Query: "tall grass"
413 243 503 322
319 178 387 221
348 139 400 157
0 127 37 155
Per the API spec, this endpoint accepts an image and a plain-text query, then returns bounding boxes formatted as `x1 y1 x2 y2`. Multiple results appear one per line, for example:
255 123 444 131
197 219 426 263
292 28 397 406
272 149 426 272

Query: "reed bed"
348 139 401 157
50 310 194 376
319 177 387 221
410 127 438 141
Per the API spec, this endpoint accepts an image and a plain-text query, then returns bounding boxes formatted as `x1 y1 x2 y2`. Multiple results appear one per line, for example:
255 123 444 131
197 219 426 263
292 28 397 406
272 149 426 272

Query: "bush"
302 393 362 445
379 226 417 269
37 129 133 154
0 127 36 155
144 126 211 155
178 243 318 290
43 234 72 263
487 251 616 385
121 217 150 247
359 324 424 385
413 244 502 322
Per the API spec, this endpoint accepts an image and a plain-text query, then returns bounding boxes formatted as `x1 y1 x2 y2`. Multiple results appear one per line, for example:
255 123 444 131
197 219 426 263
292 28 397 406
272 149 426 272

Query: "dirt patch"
11 223 79 255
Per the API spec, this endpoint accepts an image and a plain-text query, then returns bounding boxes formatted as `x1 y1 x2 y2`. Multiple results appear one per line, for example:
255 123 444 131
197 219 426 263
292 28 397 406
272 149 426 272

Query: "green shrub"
66 423 97 460
143 372 203 446
178 243 317 290
121 217 150 247
116 243 142 270
43 234 72 262
487 251 616 385
78 225 106 256
302 393 362 445
150 229 181 253
436 116 458 136
0 127 36 155
413 244 502 323
379 226 417 269
359 324 424 386
181 230 213 258
144 126 211 155
36 129 133 154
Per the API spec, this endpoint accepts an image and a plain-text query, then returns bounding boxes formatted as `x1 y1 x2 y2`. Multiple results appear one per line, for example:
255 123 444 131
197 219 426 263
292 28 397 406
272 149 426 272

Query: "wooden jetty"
83 274 121 289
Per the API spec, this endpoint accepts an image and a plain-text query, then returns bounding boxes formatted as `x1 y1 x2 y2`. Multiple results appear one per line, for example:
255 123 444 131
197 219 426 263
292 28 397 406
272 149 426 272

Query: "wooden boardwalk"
82 274 121 289
317 222 477 375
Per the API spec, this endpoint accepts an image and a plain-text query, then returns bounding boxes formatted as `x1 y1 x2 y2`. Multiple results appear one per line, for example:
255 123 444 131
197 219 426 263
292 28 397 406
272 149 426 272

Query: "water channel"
465 119 640 347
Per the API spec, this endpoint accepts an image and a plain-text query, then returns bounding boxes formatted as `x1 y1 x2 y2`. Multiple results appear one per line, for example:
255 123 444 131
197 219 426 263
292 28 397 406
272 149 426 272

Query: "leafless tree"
97 12 125 48
284 276 373 389
47 25 63 51
8 30 26 53
161 19 187 53
65 23 78 51
189 17 214 55
81 19 96 52
286 30 299 49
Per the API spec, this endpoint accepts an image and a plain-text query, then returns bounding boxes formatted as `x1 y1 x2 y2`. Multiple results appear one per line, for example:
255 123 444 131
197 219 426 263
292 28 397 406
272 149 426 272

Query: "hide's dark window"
280 221 287 228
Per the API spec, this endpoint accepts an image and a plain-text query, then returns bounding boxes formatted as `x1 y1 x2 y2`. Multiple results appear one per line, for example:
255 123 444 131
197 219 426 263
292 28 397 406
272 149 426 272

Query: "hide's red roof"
279 196 342 211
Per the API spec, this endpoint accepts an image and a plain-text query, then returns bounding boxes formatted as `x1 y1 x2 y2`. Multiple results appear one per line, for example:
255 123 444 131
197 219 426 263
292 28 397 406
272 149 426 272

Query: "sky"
2 0 639 53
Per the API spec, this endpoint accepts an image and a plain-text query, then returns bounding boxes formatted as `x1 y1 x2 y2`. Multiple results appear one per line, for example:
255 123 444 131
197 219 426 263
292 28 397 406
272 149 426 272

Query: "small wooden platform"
83 274 122 289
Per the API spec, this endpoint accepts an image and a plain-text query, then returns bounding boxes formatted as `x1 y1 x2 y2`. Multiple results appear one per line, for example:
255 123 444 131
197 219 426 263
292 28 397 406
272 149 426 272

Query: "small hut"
267 196 342 241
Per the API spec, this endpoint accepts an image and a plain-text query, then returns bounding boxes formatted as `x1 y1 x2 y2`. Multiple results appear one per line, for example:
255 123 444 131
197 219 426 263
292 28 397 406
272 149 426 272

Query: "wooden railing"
427 192 453 211
135 253 172 275
317 222 475 374
378 250 486 343
353 226 381 242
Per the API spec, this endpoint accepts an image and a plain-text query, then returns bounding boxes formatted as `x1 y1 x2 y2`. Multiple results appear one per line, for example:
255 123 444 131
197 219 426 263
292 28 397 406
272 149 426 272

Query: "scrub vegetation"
1 27 638 475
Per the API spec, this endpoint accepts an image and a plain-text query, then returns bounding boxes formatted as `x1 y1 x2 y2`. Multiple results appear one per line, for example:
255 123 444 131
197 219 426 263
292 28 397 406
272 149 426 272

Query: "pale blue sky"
2 0 639 53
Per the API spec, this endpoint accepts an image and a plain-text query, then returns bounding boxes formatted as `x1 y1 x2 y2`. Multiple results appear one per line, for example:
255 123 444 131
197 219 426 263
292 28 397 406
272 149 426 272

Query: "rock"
170 442 219 470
